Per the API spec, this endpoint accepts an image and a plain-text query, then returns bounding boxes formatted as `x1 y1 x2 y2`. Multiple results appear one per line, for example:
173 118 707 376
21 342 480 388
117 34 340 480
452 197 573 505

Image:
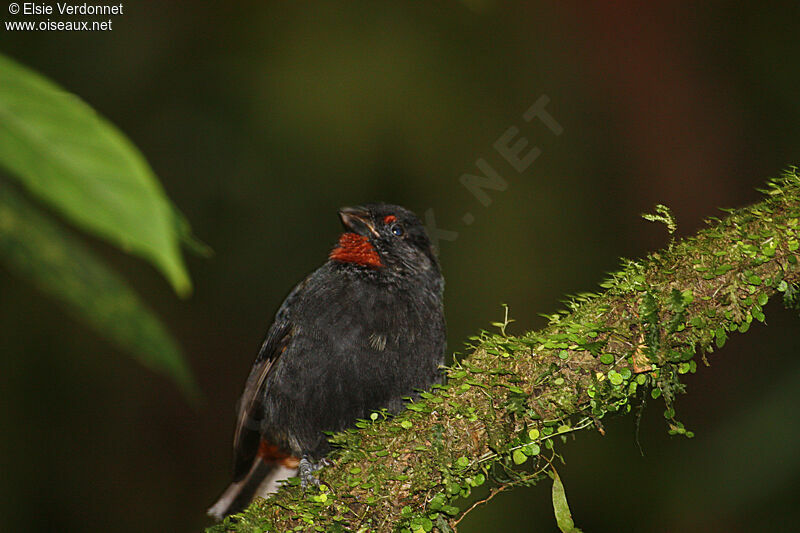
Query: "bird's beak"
338 206 379 238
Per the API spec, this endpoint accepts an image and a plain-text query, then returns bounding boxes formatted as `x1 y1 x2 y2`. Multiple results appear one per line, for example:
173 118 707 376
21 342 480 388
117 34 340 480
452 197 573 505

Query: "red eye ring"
383 215 397 224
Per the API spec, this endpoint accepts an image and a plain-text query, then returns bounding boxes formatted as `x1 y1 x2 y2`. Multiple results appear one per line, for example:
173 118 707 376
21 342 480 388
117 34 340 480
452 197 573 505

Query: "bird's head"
330 203 440 281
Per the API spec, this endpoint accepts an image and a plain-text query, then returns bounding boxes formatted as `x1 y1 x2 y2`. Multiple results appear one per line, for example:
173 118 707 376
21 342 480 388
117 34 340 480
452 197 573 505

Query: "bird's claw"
299 456 332 489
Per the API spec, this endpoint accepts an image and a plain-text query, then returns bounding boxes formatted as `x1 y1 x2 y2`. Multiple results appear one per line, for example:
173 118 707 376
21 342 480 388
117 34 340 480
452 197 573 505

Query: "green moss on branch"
209 168 800 533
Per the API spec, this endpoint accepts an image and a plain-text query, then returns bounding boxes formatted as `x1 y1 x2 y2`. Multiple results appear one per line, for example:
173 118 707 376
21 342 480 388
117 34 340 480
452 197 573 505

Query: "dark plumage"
209 203 446 520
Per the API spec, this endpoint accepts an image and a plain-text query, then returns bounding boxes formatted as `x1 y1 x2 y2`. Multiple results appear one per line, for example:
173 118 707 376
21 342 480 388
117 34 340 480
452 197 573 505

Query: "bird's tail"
207 458 298 521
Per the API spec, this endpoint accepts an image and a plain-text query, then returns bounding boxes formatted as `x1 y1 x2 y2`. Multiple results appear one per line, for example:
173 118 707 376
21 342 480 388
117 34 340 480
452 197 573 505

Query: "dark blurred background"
1 1 799 531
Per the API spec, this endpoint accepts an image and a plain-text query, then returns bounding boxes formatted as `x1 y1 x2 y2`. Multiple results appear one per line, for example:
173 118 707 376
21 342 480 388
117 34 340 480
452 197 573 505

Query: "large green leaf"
0 53 191 295
0 181 198 400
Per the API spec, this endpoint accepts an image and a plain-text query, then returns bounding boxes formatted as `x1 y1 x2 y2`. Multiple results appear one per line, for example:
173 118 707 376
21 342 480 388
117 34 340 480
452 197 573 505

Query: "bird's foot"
299 456 332 489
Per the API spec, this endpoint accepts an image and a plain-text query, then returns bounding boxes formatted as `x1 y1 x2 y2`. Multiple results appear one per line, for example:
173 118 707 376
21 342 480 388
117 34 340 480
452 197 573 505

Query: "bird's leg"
299 455 331 489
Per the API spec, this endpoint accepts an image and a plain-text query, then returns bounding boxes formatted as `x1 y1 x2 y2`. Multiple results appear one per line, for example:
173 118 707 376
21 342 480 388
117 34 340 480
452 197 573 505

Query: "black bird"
208 203 446 519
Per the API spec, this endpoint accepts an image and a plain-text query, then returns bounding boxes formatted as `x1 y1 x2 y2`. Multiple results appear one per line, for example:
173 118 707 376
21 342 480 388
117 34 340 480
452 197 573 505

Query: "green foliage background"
0 53 199 398
1 2 799 531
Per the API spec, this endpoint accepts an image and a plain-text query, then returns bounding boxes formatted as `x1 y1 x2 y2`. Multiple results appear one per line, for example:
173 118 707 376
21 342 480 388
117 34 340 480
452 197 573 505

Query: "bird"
208 203 446 520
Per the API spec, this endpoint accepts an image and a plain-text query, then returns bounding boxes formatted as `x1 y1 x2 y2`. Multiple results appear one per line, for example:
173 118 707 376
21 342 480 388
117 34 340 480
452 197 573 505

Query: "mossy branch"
209 169 800 533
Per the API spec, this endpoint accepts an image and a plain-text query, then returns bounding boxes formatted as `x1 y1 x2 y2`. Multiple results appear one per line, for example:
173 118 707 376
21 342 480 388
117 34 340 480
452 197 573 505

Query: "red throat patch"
329 233 383 269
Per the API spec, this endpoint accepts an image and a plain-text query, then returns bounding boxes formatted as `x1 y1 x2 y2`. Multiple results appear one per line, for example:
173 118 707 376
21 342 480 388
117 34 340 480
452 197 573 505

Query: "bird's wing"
231 277 309 481
231 319 292 480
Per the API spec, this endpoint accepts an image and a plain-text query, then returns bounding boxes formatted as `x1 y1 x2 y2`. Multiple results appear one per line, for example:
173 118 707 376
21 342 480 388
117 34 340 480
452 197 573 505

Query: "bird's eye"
391 224 404 237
